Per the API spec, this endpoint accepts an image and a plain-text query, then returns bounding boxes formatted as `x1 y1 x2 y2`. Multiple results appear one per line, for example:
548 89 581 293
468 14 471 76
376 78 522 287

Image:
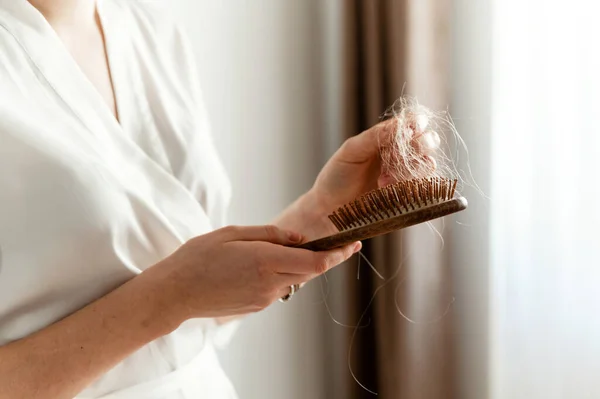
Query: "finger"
275 241 362 276
412 131 440 155
409 155 437 172
340 119 397 164
423 155 437 170
274 279 311 301
219 225 304 246
310 241 362 276
275 284 297 301
273 243 361 299
275 274 313 292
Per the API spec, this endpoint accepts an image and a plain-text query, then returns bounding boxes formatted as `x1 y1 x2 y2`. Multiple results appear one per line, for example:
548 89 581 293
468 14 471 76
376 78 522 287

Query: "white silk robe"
0 0 238 397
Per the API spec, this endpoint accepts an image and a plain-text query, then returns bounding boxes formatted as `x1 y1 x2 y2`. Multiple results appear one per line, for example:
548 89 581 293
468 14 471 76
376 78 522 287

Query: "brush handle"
295 197 468 252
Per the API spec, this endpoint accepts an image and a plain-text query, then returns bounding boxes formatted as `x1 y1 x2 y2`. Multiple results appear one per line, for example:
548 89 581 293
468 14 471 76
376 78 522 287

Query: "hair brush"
296 177 467 251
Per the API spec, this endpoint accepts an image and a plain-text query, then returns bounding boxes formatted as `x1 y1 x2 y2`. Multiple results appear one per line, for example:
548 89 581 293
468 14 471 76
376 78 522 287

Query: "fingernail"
354 241 362 252
416 114 430 131
288 231 303 243
424 155 437 170
416 131 441 152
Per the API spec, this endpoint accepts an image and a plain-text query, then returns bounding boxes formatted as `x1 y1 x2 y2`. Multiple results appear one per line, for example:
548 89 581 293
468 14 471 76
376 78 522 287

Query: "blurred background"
170 1 600 398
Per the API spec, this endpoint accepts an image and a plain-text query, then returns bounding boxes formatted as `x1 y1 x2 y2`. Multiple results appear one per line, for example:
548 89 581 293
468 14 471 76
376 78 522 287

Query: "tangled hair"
379 96 461 188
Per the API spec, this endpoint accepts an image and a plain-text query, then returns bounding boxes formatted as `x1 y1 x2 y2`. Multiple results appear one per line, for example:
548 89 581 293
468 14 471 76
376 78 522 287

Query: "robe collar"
0 0 129 144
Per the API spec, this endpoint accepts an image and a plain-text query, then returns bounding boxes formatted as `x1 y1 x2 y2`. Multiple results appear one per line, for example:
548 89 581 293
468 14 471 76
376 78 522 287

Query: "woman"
0 0 436 398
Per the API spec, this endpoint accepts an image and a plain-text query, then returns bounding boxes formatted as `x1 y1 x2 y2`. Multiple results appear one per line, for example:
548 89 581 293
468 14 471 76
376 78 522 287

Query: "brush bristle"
328 178 458 232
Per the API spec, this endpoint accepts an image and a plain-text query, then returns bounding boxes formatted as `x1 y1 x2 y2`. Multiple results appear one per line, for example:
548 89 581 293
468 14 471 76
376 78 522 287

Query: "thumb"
219 225 304 246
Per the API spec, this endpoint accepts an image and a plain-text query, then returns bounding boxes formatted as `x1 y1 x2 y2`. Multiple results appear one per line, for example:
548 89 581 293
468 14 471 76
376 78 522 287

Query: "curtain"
325 1 456 398
490 1 600 398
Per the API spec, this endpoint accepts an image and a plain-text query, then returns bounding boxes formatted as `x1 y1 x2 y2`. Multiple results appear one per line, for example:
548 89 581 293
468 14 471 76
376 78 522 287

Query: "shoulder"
109 0 188 46
109 0 199 80
116 1 173 25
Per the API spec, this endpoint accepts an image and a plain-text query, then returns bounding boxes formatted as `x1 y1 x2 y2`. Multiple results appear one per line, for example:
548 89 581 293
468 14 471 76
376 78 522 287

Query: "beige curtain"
325 1 456 398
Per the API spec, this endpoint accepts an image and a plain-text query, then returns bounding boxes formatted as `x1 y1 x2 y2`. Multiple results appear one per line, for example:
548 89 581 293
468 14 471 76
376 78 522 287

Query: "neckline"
96 0 123 127
0 0 127 138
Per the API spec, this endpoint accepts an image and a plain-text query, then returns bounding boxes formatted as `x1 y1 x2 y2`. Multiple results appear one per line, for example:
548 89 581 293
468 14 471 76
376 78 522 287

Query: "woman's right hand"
0 225 357 399
149 225 361 325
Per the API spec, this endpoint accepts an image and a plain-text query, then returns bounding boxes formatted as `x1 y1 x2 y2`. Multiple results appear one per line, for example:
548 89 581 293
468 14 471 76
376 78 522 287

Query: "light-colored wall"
170 2 336 398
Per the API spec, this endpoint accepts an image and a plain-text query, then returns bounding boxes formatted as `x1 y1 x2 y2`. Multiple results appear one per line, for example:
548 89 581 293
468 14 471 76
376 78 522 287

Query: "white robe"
0 0 238 397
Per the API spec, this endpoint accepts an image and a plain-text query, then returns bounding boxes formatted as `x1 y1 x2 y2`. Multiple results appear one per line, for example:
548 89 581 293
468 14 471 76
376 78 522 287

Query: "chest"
0 8 231 251
57 23 118 121
0 0 231 350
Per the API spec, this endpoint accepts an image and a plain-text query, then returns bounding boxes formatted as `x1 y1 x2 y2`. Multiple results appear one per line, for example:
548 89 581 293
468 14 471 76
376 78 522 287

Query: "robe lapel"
0 0 125 149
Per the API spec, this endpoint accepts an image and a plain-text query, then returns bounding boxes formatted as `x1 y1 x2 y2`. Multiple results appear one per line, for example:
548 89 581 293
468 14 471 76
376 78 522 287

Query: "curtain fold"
330 1 456 397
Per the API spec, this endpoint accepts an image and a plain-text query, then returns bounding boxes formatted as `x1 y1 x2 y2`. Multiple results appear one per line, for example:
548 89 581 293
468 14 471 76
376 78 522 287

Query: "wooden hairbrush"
297 177 467 251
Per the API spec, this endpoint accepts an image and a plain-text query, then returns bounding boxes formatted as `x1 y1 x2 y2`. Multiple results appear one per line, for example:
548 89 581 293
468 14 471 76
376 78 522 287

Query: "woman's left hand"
274 118 440 240
310 119 397 214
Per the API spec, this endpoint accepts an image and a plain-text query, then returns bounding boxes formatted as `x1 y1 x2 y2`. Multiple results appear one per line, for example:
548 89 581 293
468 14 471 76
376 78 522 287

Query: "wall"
489 2 600 398
170 2 334 398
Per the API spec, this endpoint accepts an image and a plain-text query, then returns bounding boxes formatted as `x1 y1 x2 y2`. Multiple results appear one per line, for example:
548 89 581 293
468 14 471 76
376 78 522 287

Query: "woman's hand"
274 119 440 239
1 225 358 399
149 225 361 324
311 119 440 214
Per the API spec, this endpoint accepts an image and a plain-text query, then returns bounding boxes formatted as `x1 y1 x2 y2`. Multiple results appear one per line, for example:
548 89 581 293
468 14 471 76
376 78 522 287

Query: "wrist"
294 189 329 221
274 189 337 240
134 263 187 337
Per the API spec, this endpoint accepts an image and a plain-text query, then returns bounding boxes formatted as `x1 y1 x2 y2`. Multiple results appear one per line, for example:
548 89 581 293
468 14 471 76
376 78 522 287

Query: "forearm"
0 268 180 399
